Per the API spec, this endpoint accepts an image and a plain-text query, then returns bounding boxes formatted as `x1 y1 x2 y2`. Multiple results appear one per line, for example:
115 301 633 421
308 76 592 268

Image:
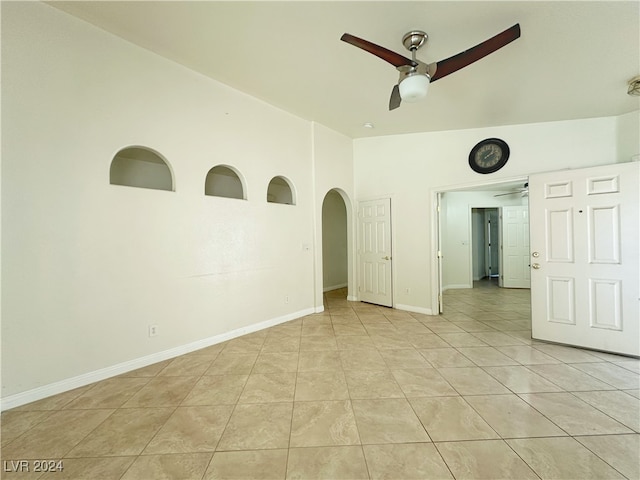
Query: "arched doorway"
321 189 349 297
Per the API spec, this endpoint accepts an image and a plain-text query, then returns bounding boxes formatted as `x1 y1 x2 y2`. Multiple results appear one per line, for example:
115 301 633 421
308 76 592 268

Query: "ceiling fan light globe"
399 73 430 102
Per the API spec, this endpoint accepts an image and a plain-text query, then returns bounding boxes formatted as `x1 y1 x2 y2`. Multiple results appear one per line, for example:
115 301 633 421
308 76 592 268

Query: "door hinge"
437 250 442 258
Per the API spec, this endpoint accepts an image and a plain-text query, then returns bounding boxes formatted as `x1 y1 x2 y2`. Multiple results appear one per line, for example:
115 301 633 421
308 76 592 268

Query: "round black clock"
468 138 510 174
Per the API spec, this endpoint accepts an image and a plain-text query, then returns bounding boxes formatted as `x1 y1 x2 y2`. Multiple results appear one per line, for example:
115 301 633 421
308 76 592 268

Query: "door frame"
320 188 353 295
430 176 529 313
356 194 395 307
485 208 500 280
470 207 500 282
315 187 357 312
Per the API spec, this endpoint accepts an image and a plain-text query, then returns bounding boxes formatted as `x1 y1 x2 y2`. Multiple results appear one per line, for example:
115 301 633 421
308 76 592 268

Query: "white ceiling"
51 1 640 139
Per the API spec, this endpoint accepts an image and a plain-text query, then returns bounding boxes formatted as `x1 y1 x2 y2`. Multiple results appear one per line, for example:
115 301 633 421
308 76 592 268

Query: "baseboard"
0 307 315 411
323 283 347 292
395 303 434 315
314 305 325 313
346 295 358 302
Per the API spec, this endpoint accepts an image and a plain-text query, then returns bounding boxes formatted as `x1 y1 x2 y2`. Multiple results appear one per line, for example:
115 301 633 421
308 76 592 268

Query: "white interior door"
358 198 392 307
501 205 531 288
529 162 639 356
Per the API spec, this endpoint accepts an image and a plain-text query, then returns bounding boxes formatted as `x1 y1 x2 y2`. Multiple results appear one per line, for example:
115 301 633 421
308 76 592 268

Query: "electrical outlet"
148 325 158 337
285 295 289 304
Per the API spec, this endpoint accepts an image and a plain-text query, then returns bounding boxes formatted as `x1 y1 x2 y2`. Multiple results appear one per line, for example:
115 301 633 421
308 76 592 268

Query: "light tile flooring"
2 282 639 479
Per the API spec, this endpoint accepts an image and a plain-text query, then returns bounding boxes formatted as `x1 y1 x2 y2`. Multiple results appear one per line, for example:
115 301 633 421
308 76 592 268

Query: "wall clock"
468 138 510 174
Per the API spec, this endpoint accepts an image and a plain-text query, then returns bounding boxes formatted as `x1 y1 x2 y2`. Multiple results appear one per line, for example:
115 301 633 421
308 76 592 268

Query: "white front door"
501 205 531 288
529 162 639 356
358 198 393 307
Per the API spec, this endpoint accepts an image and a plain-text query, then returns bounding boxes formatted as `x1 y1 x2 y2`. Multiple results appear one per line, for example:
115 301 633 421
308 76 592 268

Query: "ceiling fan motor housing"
402 31 428 51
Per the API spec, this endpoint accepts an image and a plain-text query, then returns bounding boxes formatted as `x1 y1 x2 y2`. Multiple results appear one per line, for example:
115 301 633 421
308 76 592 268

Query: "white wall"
354 116 620 313
322 190 348 291
616 110 640 162
0 3 352 404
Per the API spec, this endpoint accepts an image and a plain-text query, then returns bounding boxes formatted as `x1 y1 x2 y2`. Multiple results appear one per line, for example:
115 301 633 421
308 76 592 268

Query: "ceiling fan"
340 24 520 110
494 182 529 197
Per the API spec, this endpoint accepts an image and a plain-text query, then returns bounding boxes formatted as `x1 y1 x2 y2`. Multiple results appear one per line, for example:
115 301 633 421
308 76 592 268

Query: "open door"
501 205 531 288
529 162 639 356
358 198 393 307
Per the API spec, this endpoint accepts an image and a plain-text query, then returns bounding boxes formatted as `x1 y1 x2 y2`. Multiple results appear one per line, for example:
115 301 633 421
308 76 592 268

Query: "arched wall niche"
109 146 174 191
267 176 296 205
205 165 246 200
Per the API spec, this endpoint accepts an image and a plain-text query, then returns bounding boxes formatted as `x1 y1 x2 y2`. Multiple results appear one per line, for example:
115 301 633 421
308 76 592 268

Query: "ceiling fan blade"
389 84 401 110
431 24 521 82
341 33 417 68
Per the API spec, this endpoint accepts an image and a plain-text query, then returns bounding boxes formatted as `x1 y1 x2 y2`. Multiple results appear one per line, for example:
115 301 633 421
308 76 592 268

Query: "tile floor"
2 281 639 479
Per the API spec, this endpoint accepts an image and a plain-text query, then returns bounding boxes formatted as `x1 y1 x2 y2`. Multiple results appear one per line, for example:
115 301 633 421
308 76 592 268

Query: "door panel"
529 162 639 356
358 198 392 307
546 208 574 262
589 278 621 330
588 205 619 263
546 276 575 324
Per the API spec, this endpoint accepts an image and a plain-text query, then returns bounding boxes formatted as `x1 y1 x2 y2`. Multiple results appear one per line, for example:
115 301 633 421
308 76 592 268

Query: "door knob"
532 263 541 269
382 256 390 260
532 251 540 258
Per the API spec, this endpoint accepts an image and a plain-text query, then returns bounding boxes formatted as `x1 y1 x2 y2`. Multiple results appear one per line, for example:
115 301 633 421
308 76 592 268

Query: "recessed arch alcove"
205 165 246 200
267 176 295 205
109 146 174 191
